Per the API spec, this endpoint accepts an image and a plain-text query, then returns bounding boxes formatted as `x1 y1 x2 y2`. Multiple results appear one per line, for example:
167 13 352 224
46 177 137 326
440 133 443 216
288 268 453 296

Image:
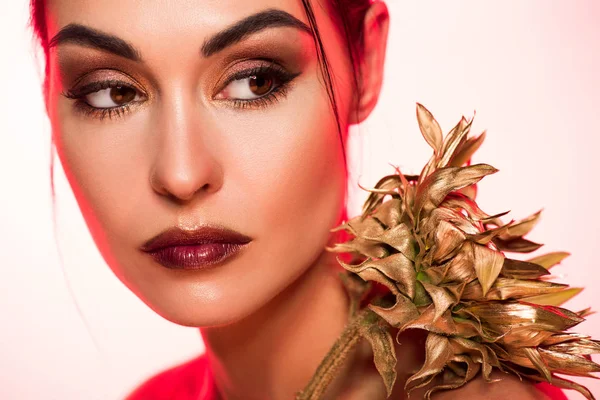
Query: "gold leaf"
522 373 596 400
401 307 458 336
414 164 498 220
362 174 403 216
500 258 550 279
347 216 386 238
369 223 416 261
523 347 552 382
457 183 478 201
542 333 590 346
468 220 514 245
498 209 542 239
520 287 583 307
371 198 403 228
467 302 584 333
471 242 505 297
526 251 571 270
328 237 389 258
492 236 543 253
462 278 567 302
421 282 460 321
339 253 416 299
439 192 494 221
437 116 471 168
546 338 600 356
368 293 419 327
539 348 600 376
431 220 466 262
449 337 500 379
405 333 453 393
449 130 487 167
359 323 398 396
416 102 443 156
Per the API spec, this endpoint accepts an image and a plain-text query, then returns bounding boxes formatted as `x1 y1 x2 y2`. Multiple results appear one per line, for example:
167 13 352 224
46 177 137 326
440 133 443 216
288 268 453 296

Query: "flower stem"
295 308 372 400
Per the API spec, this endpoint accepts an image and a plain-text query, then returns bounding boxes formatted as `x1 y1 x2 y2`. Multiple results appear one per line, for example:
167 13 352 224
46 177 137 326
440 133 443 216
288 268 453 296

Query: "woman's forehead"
45 0 313 43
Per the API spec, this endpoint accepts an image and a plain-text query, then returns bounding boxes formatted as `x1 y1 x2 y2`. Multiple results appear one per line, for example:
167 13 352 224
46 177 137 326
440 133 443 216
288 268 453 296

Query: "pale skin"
44 0 552 398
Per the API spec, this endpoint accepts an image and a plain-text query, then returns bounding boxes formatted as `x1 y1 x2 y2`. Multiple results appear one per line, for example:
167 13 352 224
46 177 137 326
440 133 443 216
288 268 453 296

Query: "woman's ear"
349 0 390 125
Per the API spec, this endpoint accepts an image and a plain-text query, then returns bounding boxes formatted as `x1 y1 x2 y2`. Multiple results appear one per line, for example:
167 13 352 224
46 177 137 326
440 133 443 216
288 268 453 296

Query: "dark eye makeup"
61 61 301 121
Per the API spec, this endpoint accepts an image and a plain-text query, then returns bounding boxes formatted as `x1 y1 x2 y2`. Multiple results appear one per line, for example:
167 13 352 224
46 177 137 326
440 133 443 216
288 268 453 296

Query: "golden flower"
297 103 600 400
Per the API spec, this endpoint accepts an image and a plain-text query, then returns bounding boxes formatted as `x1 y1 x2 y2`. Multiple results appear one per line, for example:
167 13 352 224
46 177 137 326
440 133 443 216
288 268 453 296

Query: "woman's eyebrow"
201 8 312 57
48 8 312 62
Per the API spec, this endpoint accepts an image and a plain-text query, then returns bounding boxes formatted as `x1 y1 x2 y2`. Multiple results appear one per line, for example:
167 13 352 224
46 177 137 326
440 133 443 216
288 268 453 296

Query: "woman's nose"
149 87 223 202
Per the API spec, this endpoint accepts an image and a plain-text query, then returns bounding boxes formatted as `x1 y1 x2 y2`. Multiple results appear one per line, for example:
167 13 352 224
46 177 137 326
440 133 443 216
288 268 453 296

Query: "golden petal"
432 220 466 263
369 223 416 261
371 198 403 229
405 333 454 393
546 338 600 356
416 102 444 156
332 237 389 258
367 293 419 328
340 253 416 299
542 333 591 346
457 183 478 201
491 236 544 253
462 278 567 302
347 265 400 296
423 367 469 400
400 306 458 336
421 207 481 237
437 115 471 168
449 337 501 378
539 348 600 376
417 155 438 187
414 164 499 220
467 302 584 333
439 192 494 221
471 242 505 297
498 209 542 239
525 251 571 270
500 258 551 279
522 347 552 382
468 221 514 245
449 130 487 168
520 373 596 400
443 242 478 284
347 216 386 239
362 174 403 216
520 287 583 307
421 282 460 321
359 322 398 396
501 329 555 348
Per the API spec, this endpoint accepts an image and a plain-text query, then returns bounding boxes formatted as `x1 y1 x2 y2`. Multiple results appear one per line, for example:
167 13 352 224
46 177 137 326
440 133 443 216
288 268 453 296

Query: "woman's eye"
219 73 277 100
84 85 141 108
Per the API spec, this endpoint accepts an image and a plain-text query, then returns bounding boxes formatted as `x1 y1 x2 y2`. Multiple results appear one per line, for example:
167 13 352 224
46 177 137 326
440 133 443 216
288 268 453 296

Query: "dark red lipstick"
140 225 252 270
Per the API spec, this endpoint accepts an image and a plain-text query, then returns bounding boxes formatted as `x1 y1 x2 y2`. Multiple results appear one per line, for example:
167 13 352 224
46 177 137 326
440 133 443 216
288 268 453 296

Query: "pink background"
1 1 598 398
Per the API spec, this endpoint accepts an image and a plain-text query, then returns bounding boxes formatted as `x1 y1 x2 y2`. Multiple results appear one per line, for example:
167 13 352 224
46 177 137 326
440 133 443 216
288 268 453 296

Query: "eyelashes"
61 62 300 121
62 79 143 121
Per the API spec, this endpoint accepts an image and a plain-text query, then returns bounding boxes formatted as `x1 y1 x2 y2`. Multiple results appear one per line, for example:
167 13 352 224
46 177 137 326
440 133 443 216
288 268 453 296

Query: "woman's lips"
140 225 252 270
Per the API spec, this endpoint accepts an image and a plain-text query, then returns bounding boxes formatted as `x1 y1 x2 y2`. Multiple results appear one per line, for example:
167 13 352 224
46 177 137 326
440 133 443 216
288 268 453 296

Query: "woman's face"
45 0 356 327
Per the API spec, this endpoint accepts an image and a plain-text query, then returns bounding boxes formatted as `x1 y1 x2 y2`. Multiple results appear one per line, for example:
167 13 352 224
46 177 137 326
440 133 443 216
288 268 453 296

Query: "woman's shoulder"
125 353 214 400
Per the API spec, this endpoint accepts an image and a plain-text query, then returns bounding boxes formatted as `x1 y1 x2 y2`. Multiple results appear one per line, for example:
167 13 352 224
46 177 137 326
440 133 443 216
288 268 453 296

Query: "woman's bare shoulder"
428 371 566 400
124 353 210 400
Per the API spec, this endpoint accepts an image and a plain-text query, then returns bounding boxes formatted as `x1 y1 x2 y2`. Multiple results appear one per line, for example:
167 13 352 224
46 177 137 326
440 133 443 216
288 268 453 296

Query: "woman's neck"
200 246 362 400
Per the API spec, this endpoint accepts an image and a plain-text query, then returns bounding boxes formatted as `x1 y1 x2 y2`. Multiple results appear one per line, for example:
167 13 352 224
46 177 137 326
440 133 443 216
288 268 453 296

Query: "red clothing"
125 354 216 400
125 353 568 399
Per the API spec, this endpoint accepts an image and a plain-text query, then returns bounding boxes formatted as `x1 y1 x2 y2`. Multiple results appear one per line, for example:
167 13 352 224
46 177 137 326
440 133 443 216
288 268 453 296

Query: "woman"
28 0 580 398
